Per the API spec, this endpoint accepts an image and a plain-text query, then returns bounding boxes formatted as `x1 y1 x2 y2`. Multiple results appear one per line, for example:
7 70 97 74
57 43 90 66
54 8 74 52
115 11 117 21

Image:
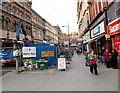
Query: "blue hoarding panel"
33 43 57 66
0 51 13 58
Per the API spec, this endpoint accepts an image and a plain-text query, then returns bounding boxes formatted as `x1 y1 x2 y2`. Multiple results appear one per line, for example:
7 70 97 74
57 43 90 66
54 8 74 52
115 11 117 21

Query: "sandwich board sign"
58 58 66 70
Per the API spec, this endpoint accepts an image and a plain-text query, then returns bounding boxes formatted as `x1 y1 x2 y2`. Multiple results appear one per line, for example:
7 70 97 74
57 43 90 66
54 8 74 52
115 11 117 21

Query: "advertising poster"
113 35 120 54
22 58 38 71
22 58 48 71
58 58 66 70
41 51 54 57
22 47 36 58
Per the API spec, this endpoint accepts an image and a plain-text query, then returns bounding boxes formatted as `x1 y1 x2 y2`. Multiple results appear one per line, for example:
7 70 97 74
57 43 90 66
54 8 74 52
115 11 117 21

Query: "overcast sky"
32 0 78 34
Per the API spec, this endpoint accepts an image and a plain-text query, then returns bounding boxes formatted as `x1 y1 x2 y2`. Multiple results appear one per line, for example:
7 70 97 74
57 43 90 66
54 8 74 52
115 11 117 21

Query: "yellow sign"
105 34 110 38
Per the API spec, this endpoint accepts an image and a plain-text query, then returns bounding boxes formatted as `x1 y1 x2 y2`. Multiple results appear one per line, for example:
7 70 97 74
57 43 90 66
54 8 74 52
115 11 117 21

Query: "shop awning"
88 34 105 44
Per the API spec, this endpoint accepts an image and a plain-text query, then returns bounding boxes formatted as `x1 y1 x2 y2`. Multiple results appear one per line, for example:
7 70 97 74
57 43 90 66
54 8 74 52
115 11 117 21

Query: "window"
28 26 31 35
19 11 23 18
22 12 24 19
13 6 16 15
2 2 5 10
6 2 10 12
34 29 37 37
26 25 28 34
6 17 10 30
39 31 41 37
2 16 4 30
116 2 120 18
17 9 20 17
13 20 16 32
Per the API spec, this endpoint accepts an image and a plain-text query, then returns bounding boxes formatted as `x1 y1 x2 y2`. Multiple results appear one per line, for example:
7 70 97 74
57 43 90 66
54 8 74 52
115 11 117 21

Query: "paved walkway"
2 53 118 91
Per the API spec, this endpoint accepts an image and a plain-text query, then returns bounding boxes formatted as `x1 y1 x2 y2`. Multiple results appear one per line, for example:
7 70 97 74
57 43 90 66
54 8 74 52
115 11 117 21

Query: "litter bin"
36 58 48 70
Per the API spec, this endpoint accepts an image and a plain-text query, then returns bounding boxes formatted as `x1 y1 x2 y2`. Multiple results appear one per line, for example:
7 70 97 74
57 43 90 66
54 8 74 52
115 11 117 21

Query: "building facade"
45 22 58 44
63 33 69 47
71 32 79 44
1 1 32 43
106 0 120 68
77 0 90 51
77 0 110 55
31 9 46 43
53 25 63 44
77 0 90 36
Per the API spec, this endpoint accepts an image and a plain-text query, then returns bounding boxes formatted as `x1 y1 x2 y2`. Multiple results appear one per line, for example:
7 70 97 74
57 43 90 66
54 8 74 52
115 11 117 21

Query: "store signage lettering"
93 26 100 35
108 18 120 35
82 32 90 43
91 21 105 38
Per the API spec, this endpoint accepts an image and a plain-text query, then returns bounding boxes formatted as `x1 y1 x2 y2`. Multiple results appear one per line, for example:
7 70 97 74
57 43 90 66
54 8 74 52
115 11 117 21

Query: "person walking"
76 49 80 55
110 49 118 69
88 50 99 75
101 47 106 66
103 49 111 68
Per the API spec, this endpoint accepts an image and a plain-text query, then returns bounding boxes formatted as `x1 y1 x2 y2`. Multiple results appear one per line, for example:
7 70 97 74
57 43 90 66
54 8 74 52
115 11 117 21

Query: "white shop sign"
22 47 36 58
58 58 66 70
91 21 105 38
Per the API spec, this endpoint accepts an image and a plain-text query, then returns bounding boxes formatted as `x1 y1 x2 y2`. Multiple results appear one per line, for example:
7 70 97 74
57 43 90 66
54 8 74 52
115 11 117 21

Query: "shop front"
107 17 120 68
107 17 120 54
82 31 90 52
90 21 106 55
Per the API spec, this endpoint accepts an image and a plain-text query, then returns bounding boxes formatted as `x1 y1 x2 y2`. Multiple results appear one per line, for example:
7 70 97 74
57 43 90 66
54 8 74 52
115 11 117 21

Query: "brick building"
0 1 32 43
77 0 115 55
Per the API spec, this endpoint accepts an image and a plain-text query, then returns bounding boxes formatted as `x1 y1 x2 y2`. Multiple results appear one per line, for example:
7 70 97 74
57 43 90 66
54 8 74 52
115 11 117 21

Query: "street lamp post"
62 24 70 48
62 24 71 64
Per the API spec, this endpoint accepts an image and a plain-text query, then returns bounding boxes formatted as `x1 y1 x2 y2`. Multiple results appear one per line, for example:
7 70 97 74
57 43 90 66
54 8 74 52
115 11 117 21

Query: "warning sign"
41 51 54 57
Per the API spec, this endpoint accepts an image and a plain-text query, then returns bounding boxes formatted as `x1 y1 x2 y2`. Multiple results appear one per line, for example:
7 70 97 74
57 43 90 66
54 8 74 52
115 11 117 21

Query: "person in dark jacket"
76 49 80 55
101 47 106 66
103 49 111 68
110 49 118 69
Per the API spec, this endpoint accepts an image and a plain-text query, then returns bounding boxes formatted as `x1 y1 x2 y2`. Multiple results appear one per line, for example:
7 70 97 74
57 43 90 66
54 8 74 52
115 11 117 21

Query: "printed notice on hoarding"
22 47 36 58
58 58 66 70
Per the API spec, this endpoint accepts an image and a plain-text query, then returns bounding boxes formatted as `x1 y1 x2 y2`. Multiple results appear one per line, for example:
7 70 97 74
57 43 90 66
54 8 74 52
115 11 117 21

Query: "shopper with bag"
88 50 99 75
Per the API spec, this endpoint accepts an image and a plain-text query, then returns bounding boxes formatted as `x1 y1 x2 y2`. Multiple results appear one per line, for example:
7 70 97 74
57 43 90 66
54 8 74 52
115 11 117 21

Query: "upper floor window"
13 20 16 32
2 2 5 10
2 16 4 30
6 17 10 30
28 26 31 36
13 6 16 15
6 2 9 12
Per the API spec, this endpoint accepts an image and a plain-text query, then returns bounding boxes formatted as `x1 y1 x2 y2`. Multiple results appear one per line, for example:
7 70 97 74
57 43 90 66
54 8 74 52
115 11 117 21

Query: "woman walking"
110 49 118 69
88 50 99 75
103 49 111 68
